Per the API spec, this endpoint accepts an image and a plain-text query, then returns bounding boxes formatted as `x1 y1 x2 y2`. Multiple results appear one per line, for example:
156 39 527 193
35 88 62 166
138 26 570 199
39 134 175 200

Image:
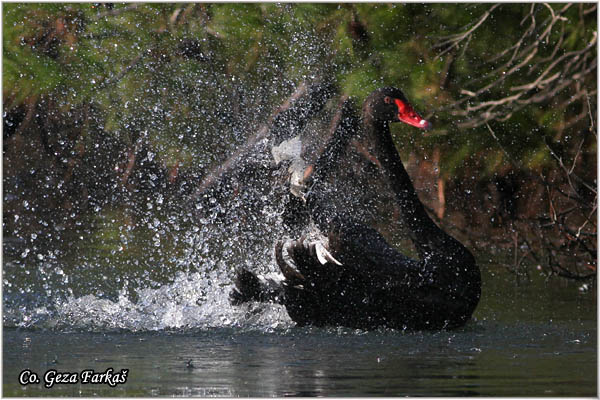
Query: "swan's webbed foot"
230 268 262 305
229 268 284 305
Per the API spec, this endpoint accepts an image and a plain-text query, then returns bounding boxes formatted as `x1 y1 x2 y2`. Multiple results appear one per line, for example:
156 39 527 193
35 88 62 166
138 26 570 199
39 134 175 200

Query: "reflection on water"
2 184 596 396
3 264 596 397
3 317 596 397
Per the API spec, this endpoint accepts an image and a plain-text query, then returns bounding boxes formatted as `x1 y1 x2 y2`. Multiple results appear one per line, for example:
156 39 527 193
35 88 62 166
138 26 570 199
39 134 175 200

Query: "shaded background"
3 3 597 322
2 4 597 397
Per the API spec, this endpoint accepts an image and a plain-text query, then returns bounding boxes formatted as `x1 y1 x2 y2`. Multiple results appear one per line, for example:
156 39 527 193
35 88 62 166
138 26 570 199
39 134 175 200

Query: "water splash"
50 270 292 332
3 137 298 332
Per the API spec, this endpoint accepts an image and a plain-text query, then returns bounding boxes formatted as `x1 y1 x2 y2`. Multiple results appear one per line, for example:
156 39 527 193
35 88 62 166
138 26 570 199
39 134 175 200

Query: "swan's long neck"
364 117 470 261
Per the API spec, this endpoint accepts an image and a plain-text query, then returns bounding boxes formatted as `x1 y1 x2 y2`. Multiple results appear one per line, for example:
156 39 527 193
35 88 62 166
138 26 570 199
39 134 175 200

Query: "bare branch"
436 3 595 130
434 4 500 60
587 92 596 138
583 4 597 15
485 123 524 170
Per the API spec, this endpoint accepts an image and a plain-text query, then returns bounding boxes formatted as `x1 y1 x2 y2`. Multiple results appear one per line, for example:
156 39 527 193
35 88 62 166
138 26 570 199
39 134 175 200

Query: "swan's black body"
231 87 481 330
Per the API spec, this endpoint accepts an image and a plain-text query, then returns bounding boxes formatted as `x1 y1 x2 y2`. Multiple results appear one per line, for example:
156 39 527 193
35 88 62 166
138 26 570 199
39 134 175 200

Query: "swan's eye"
384 96 392 104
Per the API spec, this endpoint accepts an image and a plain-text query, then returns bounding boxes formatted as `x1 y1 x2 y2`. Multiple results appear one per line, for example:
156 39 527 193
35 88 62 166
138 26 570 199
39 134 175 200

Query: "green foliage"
3 3 597 179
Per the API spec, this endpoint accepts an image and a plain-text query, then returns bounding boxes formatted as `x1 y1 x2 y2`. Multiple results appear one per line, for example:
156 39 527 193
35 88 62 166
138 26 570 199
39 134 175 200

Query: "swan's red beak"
394 99 432 131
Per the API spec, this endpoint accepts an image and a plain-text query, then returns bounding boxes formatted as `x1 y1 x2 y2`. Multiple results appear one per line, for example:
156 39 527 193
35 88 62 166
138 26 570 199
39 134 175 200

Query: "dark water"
3 266 596 397
2 189 596 396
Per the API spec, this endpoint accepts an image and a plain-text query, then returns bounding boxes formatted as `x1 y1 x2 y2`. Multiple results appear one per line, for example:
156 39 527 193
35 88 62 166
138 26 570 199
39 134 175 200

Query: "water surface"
3 266 596 397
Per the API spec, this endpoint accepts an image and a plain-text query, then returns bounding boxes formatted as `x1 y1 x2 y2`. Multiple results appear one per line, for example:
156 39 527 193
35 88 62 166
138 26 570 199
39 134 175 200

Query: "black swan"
231 87 481 331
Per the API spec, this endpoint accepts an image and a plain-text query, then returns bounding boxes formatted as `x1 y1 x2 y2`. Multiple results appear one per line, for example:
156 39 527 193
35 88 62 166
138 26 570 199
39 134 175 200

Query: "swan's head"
364 87 432 130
